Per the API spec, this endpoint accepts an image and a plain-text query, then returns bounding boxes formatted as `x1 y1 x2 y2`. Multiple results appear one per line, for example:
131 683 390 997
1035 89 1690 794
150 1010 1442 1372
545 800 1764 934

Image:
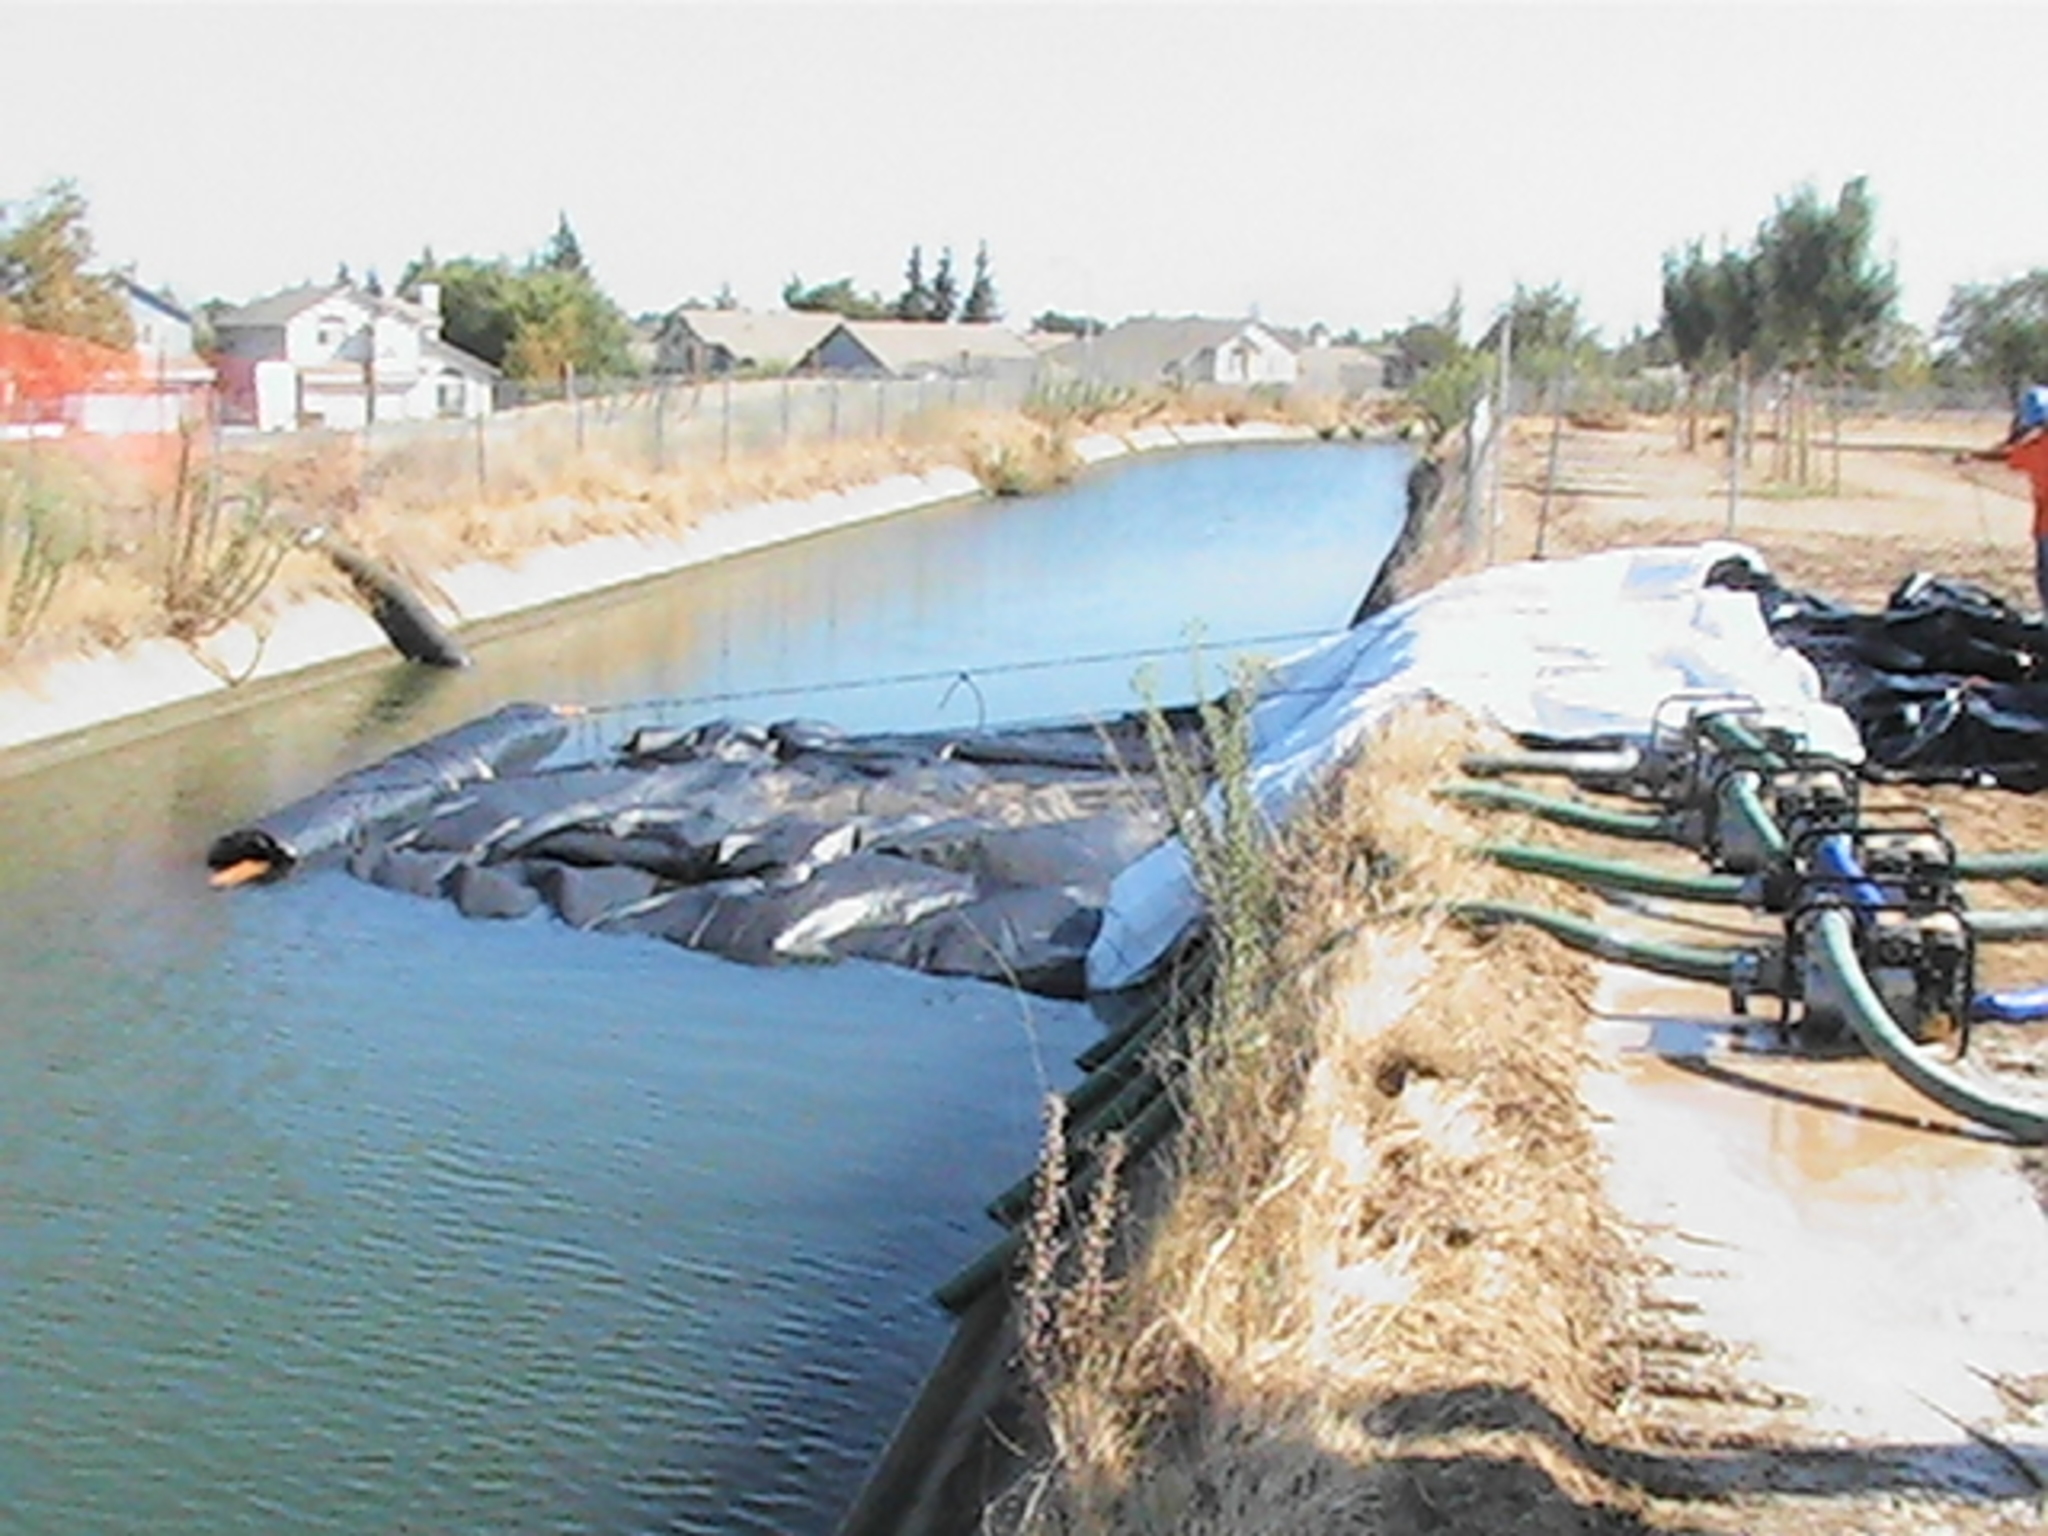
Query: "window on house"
316 316 348 350
437 378 467 417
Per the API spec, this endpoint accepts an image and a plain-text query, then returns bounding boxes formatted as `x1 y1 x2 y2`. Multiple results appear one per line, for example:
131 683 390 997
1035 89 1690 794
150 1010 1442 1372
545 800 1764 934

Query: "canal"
0 442 1409 1535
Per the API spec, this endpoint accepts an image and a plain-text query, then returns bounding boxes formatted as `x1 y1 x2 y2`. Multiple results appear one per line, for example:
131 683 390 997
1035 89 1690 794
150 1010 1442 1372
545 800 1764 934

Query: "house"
1047 316 1299 390
69 278 217 434
0 278 220 438
654 309 838 377
791 320 1039 381
211 280 498 431
1293 340 1392 398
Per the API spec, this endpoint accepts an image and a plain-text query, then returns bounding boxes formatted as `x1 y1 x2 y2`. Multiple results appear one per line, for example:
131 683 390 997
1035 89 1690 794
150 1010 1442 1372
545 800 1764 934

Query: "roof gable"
663 309 837 367
813 320 1034 372
1049 315 1292 377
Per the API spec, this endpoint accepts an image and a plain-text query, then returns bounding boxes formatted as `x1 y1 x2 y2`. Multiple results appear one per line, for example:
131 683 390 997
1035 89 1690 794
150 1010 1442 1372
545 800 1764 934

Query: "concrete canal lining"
0 423 1319 760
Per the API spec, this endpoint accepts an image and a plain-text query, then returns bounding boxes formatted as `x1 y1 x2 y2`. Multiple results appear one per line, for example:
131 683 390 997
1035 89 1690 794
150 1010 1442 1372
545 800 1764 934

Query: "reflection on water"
0 443 1406 1534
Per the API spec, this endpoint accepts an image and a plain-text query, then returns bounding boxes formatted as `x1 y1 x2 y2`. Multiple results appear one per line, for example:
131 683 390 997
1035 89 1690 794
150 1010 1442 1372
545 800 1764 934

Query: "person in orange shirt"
1961 385 2048 613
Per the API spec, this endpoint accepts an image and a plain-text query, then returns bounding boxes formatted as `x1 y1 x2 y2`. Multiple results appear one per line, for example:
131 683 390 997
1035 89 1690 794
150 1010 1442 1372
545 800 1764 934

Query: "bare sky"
2 2 2034 340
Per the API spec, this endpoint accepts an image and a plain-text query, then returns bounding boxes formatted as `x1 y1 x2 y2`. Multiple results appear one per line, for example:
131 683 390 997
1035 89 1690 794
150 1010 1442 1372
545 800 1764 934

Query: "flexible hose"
1972 984 2048 1024
1460 748 1641 780
1721 771 1791 864
1696 712 1783 767
1440 781 1676 841
1480 842 1748 904
1963 909 2048 943
1451 900 1744 984
1811 909 2048 1143
1956 850 2048 885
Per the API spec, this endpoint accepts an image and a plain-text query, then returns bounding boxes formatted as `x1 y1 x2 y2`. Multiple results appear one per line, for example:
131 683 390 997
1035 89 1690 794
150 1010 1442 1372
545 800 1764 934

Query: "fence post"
875 379 886 438
1485 312 1513 565
721 375 732 465
653 374 667 473
474 413 487 497
829 378 840 443
780 375 791 448
1536 374 1564 560
1726 358 1745 534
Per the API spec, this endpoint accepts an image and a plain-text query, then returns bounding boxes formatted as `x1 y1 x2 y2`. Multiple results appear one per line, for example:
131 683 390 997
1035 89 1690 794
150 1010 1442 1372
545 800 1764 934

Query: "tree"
1031 309 1103 337
1385 290 1465 385
894 244 935 321
1811 177 1896 376
542 212 587 275
781 274 890 319
1661 241 1718 446
397 218 635 382
961 240 999 323
929 247 958 323
401 254 521 367
0 179 133 349
1936 270 2048 400
1477 281 1596 400
1754 177 1895 484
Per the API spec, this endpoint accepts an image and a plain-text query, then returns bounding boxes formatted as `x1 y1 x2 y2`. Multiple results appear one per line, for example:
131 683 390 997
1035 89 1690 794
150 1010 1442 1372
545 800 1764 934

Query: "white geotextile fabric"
1085 540 1861 991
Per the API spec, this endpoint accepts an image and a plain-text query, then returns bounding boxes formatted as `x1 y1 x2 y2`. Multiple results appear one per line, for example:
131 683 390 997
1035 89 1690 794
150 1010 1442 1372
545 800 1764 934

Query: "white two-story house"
212 280 498 431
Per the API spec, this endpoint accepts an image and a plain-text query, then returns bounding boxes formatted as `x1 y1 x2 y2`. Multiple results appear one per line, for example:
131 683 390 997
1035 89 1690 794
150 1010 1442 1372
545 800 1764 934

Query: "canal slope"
0 421 1318 760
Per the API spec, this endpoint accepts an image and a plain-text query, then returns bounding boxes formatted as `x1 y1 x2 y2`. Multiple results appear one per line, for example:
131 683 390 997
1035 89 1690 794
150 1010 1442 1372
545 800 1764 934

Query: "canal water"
0 442 1408 1535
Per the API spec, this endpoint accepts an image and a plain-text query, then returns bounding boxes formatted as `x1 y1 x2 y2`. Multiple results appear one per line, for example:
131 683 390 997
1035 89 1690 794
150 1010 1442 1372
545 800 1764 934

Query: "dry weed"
996 701 1656 1534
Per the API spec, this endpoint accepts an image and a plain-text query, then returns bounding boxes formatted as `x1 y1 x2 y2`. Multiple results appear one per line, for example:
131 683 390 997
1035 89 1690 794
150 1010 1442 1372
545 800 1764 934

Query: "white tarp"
1085 541 1862 991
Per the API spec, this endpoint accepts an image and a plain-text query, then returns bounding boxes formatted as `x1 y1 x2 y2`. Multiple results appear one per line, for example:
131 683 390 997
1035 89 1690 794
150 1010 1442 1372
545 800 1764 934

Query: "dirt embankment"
971 413 2048 1536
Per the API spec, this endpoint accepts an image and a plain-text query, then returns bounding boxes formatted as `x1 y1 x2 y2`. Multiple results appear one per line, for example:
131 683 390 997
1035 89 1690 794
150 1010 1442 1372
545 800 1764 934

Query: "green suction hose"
1441 781 1676 841
1811 909 2048 1144
1450 900 1744 984
1956 850 2048 885
1480 842 1749 904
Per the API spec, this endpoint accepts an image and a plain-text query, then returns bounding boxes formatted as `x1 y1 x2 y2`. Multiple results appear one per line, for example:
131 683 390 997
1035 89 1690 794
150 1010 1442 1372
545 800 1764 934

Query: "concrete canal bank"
0 421 1320 761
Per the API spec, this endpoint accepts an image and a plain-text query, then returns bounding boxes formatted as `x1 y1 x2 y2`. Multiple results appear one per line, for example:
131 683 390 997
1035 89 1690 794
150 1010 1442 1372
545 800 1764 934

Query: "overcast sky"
3 2 2036 340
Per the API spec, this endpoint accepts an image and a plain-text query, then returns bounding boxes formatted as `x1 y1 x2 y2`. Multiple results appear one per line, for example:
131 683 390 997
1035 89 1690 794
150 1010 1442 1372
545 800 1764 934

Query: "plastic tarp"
1744 572 2048 791
1086 541 1862 991
216 709 1202 999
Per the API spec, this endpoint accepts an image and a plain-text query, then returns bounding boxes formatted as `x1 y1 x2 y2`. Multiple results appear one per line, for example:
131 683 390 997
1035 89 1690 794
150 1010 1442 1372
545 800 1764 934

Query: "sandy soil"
1473 413 2048 1532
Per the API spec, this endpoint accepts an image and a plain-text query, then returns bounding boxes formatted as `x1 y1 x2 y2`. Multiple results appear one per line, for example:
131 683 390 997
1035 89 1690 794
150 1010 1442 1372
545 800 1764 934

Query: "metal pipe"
1811 909 2048 1143
1459 748 1641 781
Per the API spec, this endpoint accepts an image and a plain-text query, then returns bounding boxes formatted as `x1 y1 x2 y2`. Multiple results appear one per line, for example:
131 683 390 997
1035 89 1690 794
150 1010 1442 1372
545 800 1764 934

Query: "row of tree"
393 214 636 381
782 241 1002 324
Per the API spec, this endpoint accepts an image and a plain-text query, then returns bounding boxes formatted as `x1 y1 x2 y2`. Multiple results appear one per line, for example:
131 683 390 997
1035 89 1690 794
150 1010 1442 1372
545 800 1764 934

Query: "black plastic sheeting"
206 702 573 874
1712 562 2048 790
210 706 1209 999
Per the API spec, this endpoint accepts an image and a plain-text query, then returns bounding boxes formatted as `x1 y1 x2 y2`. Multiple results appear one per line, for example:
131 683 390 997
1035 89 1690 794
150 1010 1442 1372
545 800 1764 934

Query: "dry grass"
997 702 1664 1534
0 386 1379 682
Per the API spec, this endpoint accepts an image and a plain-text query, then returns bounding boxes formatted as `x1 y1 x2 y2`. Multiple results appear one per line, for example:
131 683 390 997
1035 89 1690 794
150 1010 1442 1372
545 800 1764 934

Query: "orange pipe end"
208 858 275 889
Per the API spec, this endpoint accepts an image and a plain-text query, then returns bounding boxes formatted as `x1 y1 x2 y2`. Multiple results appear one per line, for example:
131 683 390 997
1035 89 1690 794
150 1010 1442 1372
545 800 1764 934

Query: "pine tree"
929 247 959 323
543 212 586 275
961 240 1000 323
894 244 934 321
